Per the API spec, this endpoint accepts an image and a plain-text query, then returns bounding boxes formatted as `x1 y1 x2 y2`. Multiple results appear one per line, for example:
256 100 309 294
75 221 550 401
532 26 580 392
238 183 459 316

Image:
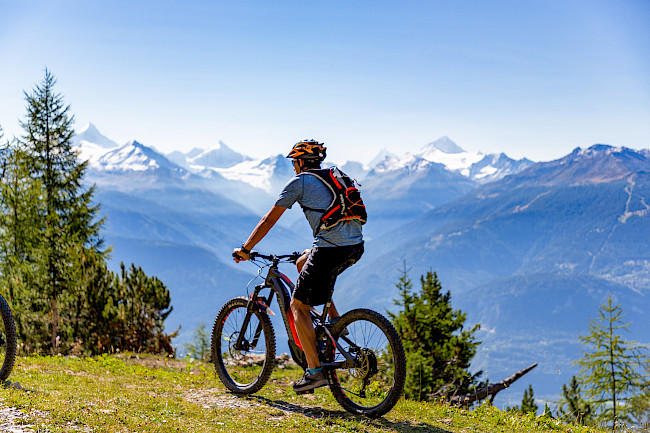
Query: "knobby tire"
211 297 276 395
324 308 406 418
0 295 17 381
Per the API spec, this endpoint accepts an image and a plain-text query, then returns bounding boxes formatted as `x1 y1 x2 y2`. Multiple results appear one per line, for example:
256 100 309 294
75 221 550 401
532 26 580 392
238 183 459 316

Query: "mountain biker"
233 139 364 393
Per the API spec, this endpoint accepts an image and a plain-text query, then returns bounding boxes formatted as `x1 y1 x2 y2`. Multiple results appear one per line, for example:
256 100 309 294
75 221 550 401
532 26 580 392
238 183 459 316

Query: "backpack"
300 167 367 234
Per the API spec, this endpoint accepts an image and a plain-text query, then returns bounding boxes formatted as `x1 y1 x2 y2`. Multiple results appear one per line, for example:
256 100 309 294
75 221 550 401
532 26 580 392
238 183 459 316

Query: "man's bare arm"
233 204 287 262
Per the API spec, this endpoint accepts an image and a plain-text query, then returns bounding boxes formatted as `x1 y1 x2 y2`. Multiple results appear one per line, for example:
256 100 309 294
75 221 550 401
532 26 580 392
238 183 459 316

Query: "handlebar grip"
233 250 258 261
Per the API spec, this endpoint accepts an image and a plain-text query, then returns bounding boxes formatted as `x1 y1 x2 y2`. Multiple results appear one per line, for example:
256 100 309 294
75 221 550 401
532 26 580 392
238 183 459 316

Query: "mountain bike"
211 251 406 418
0 294 17 382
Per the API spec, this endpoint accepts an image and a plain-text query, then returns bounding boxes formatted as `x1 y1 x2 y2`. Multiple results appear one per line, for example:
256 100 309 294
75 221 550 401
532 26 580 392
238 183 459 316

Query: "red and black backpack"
299 167 367 234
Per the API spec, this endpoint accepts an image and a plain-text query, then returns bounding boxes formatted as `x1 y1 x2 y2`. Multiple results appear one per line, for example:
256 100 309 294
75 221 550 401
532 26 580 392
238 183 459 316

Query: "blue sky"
1 0 649 164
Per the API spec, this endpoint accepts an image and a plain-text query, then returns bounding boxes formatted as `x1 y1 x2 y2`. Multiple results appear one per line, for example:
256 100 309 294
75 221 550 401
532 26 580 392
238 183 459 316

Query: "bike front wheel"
0 295 17 381
211 297 276 394
324 308 406 418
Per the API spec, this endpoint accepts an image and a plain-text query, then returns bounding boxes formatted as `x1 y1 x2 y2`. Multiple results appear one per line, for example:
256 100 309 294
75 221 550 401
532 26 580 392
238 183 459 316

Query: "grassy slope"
0 355 605 433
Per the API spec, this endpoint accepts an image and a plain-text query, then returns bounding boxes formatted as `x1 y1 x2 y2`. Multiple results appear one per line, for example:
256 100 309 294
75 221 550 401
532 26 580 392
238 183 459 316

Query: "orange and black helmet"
286 139 326 161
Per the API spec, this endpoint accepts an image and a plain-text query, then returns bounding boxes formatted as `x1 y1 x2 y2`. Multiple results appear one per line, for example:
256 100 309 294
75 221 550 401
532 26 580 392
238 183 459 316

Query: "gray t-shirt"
276 173 363 248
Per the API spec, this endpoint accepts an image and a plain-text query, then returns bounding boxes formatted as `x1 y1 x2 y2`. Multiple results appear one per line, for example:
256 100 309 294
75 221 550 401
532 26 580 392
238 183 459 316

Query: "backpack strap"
298 169 337 214
297 169 340 238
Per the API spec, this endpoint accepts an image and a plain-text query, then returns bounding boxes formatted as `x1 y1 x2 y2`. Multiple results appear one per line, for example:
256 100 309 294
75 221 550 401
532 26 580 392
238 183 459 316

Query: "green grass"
0 354 607 432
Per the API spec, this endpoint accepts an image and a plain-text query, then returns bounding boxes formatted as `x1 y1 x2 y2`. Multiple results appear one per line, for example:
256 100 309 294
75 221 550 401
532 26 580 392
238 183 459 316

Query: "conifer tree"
575 295 649 430
183 321 210 360
0 138 44 325
520 384 538 414
389 265 482 401
114 263 175 354
17 69 105 352
70 246 116 353
558 375 593 425
2 72 176 356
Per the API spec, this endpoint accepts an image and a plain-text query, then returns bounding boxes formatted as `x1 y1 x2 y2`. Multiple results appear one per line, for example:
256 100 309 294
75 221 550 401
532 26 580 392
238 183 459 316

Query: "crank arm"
320 359 357 369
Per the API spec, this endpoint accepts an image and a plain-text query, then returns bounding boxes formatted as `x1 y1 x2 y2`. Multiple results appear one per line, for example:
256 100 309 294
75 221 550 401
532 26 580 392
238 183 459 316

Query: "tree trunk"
449 363 538 407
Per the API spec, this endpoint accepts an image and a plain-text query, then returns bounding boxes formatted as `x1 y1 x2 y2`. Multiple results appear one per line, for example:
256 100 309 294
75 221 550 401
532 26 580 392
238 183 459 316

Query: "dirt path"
0 406 36 433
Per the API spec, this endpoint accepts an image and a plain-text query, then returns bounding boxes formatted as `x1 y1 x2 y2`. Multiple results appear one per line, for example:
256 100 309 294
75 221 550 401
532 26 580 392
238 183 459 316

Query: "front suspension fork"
235 285 274 351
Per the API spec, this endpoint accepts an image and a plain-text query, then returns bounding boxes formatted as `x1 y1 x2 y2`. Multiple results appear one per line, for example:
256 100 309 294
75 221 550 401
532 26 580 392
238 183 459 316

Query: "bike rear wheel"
211 297 276 394
324 308 406 418
0 295 17 381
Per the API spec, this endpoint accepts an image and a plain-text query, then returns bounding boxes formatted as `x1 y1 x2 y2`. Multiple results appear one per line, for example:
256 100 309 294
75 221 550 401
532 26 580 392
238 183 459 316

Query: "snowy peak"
188 141 249 169
74 123 118 149
368 136 532 182
206 154 293 193
74 123 120 164
470 153 535 181
369 148 398 168
425 136 465 154
564 144 650 183
503 144 650 187
95 140 183 173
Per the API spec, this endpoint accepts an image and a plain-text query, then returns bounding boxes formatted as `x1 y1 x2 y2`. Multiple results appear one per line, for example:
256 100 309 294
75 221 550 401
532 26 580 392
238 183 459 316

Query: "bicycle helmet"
286 139 326 161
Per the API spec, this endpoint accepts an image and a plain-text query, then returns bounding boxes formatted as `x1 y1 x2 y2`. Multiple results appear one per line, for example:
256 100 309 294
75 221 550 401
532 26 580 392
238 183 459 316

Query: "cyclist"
233 139 364 393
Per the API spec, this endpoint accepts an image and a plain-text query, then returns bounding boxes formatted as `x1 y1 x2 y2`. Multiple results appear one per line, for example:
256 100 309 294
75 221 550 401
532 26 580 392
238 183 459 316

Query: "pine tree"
2 72 176 356
183 321 210 361
542 403 554 419
114 263 175 354
17 69 105 353
575 295 649 430
0 137 46 345
70 246 117 354
558 375 593 425
388 265 482 401
520 384 538 415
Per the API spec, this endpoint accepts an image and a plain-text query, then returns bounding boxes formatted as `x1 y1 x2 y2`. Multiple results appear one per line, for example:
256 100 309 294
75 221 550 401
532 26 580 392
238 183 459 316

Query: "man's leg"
296 249 339 319
290 297 320 369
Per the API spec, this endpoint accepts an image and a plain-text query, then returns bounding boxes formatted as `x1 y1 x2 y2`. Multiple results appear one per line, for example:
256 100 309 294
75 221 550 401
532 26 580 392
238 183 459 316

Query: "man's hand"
232 248 250 263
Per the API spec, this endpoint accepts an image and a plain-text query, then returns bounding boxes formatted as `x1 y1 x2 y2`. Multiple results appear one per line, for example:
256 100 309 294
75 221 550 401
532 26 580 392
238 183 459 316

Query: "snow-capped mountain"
368 148 398 168
73 123 120 164
74 126 284 212
357 137 534 236
75 126 531 199
204 154 293 193
187 141 250 169
166 148 203 168
507 144 650 187
73 125 537 234
369 136 534 182
73 122 119 149
94 140 186 175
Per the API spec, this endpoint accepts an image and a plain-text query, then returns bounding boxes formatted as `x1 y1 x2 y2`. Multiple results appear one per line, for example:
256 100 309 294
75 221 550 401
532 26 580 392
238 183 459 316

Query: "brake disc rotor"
350 348 378 379
227 331 245 360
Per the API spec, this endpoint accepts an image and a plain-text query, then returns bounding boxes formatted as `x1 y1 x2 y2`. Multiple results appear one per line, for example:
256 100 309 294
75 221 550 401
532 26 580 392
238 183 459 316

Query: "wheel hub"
227 331 248 359
350 348 378 380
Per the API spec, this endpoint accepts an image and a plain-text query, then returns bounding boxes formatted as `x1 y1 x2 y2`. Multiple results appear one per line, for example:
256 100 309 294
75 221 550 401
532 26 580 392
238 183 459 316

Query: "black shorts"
293 242 364 306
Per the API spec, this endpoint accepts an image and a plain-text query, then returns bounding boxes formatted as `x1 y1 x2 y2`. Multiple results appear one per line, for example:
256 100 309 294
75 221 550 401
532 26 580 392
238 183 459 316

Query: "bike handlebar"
233 250 300 264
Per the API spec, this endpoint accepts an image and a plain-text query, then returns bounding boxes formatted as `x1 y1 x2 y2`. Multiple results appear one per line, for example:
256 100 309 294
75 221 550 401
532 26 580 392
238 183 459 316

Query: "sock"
308 367 322 375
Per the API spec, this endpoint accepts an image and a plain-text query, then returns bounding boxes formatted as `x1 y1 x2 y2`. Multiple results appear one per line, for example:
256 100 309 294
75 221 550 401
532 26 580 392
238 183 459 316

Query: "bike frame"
234 253 356 370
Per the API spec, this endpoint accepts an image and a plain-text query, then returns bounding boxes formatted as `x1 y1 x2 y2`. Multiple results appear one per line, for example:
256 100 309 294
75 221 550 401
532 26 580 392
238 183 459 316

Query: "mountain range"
73 123 649 407
339 143 650 407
